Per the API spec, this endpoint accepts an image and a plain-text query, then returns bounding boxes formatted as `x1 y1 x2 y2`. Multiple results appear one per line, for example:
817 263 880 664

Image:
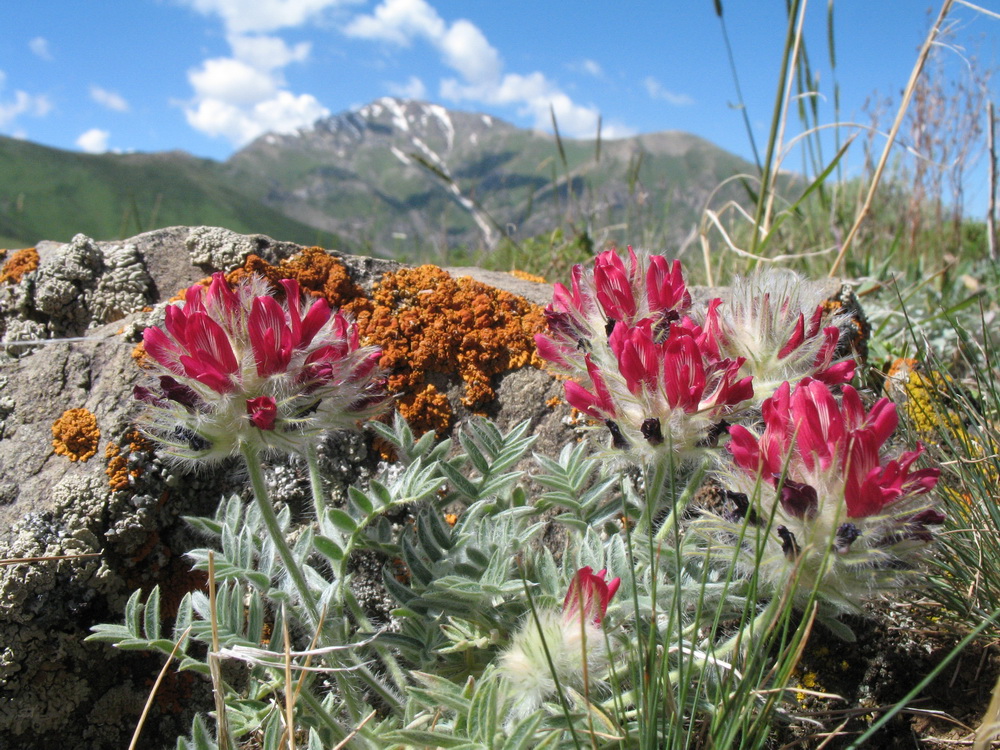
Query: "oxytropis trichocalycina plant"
91 252 943 749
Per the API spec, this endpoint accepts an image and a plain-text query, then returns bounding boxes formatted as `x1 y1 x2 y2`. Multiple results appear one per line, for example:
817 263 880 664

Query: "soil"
774 601 1000 748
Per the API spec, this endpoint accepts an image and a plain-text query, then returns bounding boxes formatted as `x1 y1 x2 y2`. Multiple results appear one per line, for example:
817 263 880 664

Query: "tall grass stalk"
828 0 956 277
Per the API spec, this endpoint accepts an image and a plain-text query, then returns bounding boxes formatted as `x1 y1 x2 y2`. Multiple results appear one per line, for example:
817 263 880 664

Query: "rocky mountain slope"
226 97 757 254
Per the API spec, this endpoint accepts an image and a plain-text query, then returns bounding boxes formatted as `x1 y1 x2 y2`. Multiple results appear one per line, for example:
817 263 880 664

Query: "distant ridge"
1 97 758 255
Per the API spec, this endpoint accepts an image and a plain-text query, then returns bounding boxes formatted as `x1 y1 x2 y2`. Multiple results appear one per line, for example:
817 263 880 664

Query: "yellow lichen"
793 670 824 705
0 247 39 284
52 408 100 462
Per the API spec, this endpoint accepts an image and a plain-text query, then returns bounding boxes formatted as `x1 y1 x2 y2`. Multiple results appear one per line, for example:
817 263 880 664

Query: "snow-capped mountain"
226 97 756 255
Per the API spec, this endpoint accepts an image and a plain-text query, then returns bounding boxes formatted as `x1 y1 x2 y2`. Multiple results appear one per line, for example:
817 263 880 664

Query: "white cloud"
28 37 53 61
0 72 53 129
228 34 311 70
179 2 340 146
180 0 353 34
439 19 500 86
343 0 445 45
387 75 427 100
184 50 331 145
76 128 110 153
90 85 129 112
579 59 603 78
644 76 694 106
189 57 279 106
185 86 328 145
345 0 616 138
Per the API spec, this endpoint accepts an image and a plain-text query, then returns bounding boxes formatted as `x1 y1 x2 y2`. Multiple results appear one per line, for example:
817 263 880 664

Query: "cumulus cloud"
228 34 311 70
76 128 110 153
90 85 129 112
343 0 445 45
184 49 330 145
0 72 53 129
185 79 328 145
644 76 694 106
387 75 427 100
179 2 340 145
345 0 617 138
179 0 352 34
29 37 53 61
189 57 279 106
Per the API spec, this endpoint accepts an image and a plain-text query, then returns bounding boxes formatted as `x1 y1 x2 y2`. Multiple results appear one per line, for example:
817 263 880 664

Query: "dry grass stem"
128 626 192 750
828 0 956 277
0 552 100 567
330 710 377 750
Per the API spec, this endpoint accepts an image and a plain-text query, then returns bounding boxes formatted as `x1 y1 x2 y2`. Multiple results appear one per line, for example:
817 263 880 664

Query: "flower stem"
305 443 328 522
240 442 321 627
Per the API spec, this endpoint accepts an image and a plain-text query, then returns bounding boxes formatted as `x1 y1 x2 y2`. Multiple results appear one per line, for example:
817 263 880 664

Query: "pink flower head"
536 249 693 384
728 379 938 520
563 566 621 626
137 273 386 462
693 378 944 612
561 318 752 455
246 395 277 430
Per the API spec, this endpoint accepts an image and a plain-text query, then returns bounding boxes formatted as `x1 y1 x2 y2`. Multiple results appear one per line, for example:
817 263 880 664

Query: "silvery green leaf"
124 588 142 638
143 585 161 642
439 460 479 499
459 429 492 475
501 712 543 750
326 509 358 533
469 675 499 744
314 534 344 562
349 484 374 515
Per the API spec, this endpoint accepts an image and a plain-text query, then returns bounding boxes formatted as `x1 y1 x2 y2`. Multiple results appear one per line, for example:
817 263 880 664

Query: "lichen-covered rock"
185 225 284 271
86 242 153 326
0 233 156 353
0 226 575 749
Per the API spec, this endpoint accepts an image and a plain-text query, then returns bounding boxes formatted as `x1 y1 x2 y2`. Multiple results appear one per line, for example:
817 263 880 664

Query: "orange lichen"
228 248 368 312
131 341 151 369
0 247 39 284
546 396 561 409
52 408 100 462
397 383 453 437
105 430 153 490
510 269 547 284
357 265 546 433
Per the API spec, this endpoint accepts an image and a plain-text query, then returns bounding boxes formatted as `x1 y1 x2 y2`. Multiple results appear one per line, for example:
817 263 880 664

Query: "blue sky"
1 1 998 210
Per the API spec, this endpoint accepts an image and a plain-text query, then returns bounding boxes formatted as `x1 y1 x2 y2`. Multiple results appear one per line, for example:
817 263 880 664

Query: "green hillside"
0 136 337 249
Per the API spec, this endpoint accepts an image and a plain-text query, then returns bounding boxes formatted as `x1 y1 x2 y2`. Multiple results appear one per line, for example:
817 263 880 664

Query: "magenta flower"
562 318 752 456
500 566 620 716
692 378 944 611
563 566 621 626
136 273 386 462
727 379 938 519
536 248 693 379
